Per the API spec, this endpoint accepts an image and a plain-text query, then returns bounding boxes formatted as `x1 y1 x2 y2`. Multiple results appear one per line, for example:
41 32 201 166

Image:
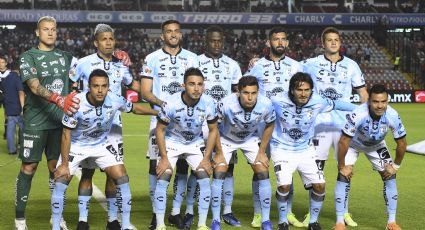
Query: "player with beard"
183 25 242 229
302 27 368 227
246 27 304 228
140 20 199 230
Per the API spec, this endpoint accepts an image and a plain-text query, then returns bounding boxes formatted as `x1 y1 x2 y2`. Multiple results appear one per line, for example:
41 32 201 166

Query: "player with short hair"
154 67 217 230
50 69 157 230
302 27 368 227
333 84 406 230
270 72 356 230
140 19 199 230
246 27 304 228
69 23 138 230
15 16 79 230
183 25 242 228
211 76 275 230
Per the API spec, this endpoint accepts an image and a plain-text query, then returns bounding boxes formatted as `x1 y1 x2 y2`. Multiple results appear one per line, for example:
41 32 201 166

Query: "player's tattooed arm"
26 78 53 100
141 77 164 107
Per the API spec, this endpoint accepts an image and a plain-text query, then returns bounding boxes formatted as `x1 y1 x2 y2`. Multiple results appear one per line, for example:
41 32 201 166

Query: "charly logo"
319 87 342 100
46 79 64 94
205 85 228 101
288 128 303 141
162 81 182 95
266 87 284 98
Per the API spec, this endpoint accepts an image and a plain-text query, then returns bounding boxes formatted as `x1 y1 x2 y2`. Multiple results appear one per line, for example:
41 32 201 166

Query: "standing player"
140 19 199 230
270 72 356 230
246 27 303 228
211 76 275 230
51 69 157 230
334 84 406 230
69 23 139 230
183 25 242 228
154 68 217 230
302 27 368 227
15 16 79 230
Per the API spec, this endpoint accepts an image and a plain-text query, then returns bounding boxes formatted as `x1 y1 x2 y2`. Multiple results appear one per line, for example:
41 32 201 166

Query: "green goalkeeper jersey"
19 47 75 130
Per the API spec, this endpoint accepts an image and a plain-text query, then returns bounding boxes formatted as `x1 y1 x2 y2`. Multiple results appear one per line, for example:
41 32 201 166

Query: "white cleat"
50 217 69 230
15 219 28 230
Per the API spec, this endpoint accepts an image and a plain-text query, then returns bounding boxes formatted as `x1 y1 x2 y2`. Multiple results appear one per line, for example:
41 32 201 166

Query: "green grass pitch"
0 103 424 230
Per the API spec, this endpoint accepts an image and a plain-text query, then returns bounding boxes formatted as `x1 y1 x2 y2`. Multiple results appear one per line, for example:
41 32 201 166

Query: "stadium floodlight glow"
0 25 16 29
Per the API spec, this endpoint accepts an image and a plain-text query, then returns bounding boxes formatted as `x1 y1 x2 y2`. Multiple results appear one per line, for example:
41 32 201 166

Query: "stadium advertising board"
1 10 425 26
351 90 425 103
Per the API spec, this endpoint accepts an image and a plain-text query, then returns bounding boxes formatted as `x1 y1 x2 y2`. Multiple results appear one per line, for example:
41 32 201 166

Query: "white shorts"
147 119 159 160
271 145 325 187
219 136 259 164
313 124 342 161
57 141 124 175
203 123 237 164
158 139 205 171
345 141 394 171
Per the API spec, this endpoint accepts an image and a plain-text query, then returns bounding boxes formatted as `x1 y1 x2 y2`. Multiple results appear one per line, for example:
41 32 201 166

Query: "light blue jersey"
62 92 133 147
199 53 241 102
141 48 199 111
217 93 276 143
245 56 302 98
303 55 365 127
271 94 337 151
342 103 406 149
157 92 217 144
69 53 133 96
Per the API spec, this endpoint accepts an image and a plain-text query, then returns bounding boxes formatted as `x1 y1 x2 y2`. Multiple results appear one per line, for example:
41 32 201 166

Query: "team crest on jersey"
225 65 230 75
23 148 30 158
198 112 206 122
276 76 281 82
59 57 65 66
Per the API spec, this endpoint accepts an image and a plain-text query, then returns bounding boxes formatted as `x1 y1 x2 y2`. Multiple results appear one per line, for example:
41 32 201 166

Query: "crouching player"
334 84 406 230
50 69 158 230
211 76 276 230
154 68 218 230
270 72 356 230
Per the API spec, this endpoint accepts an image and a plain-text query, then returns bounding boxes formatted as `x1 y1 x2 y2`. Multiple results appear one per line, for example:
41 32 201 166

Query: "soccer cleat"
155 227 167 230
261 220 273 230
183 213 194 229
15 219 28 230
333 223 346 230
251 213 262 228
302 213 310 227
197 226 210 230
106 220 121 230
307 222 322 230
277 222 289 230
168 214 184 229
343 213 358 227
149 213 157 230
386 222 402 230
287 212 304 227
50 217 69 230
222 213 241 227
76 221 90 230
211 220 221 230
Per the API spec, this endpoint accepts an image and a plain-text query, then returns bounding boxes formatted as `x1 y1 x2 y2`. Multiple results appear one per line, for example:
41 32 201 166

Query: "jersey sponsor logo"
23 148 30 158
180 130 196 141
319 87 342 100
50 60 59 66
46 79 64 94
162 81 182 94
205 85 228 101
266 87 284 98
283 128 303 141
23 140 33 148
36 55 46 60
83 130 105 138
41 62 48 68
231 130 251 139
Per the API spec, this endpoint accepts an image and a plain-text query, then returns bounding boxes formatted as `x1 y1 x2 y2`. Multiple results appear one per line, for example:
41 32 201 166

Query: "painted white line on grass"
74 169 138 230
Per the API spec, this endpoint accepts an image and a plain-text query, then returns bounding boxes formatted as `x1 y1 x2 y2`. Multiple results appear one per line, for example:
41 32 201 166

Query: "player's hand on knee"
339 165 353 181
113 50 132 66
212 152 226 169
383 163 397 179
49 92 80 116
254 152 269 168
198 158 212 176
54 165 70 180
156 158 171 177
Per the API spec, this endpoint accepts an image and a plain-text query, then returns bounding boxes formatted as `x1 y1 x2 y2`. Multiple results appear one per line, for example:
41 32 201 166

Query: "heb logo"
415 91 425 102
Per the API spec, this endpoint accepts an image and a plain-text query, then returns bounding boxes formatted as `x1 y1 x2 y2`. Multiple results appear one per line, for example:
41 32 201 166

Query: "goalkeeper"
14 16 79 230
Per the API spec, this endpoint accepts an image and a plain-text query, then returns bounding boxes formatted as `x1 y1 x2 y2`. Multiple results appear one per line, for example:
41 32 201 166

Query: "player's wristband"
392 163 400 171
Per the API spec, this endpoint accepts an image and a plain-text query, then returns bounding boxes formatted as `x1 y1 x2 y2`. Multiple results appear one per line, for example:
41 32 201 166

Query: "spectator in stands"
364 45 371 62
0 56 24 155
394 54 401 70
